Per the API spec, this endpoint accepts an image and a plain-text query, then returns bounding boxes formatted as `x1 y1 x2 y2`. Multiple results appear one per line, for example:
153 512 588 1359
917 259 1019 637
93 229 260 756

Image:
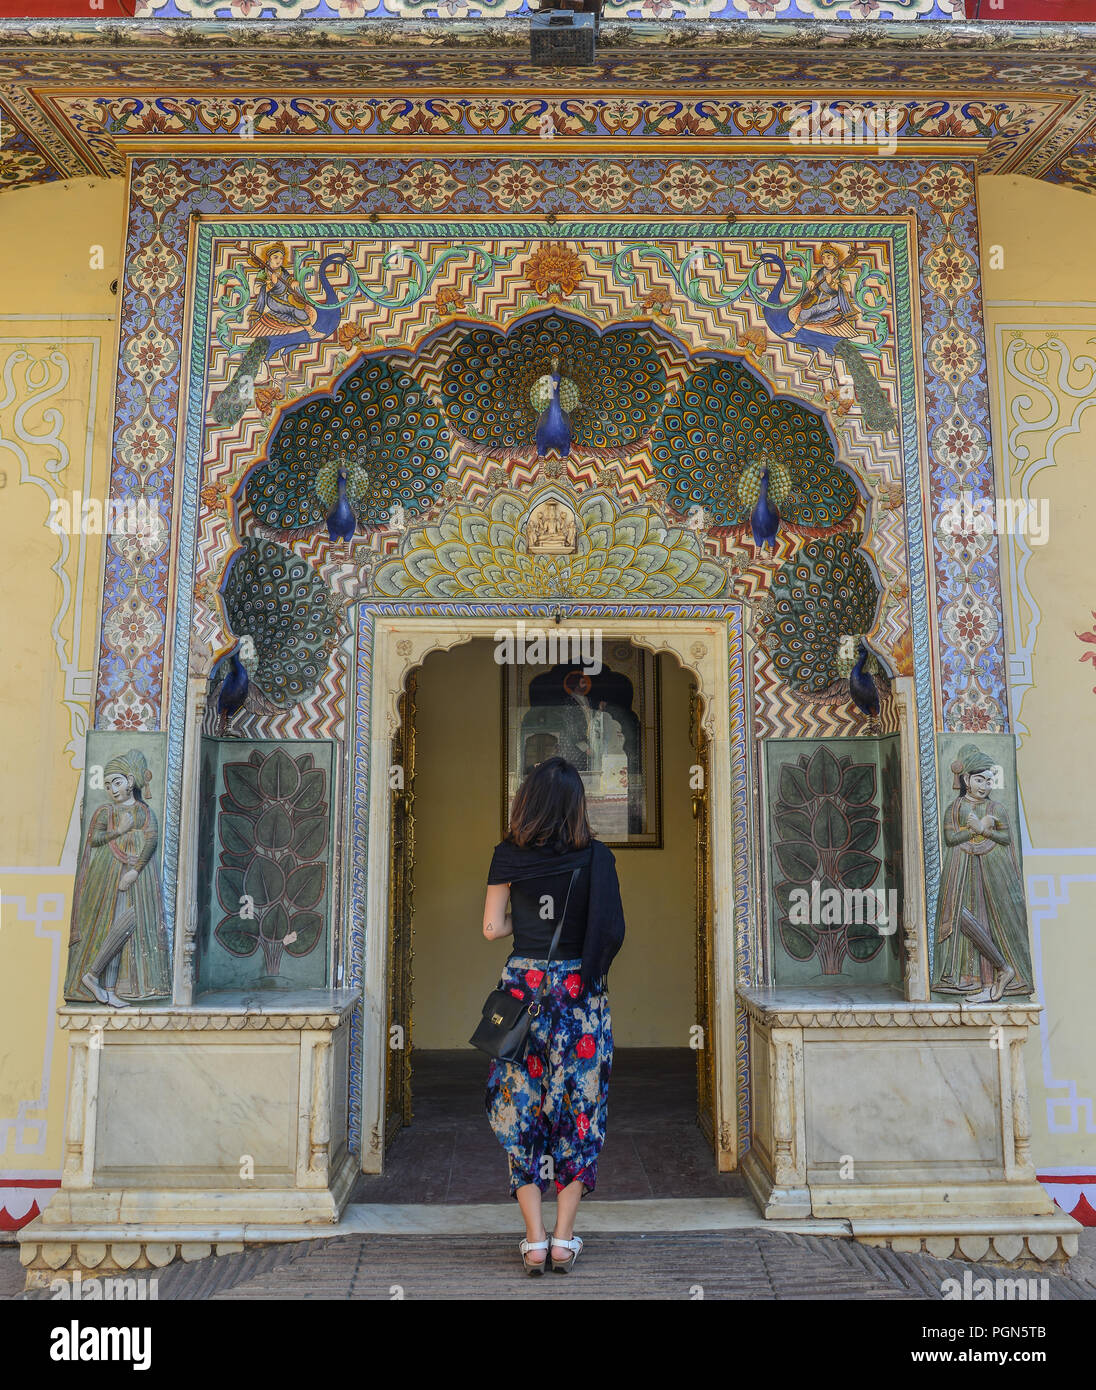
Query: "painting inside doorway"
502 644 662 848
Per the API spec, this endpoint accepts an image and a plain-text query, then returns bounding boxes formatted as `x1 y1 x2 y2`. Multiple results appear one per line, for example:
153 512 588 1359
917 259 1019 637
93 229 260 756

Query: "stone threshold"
26 1197 849 1246
21 1203 1081 1283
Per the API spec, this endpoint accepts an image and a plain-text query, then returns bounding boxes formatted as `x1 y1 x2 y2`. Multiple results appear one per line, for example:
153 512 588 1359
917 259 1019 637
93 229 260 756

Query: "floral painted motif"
523 242 586 301
741 160 803 212
1076 611 1096 693
485 956 613 1198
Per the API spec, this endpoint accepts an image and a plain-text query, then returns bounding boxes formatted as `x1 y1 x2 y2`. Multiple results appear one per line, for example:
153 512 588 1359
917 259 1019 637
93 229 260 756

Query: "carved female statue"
933 744 1033 1003
64 750 172 1006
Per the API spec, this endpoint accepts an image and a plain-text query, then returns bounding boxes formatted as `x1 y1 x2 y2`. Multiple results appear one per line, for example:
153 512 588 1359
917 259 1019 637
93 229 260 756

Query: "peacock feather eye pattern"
222 539 340 707
245 361 449 532
650 359 857 530
439 313 666 451
767 534 879 693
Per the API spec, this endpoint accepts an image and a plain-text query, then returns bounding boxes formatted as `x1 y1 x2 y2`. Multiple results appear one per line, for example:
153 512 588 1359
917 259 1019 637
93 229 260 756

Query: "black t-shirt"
487 841 593 958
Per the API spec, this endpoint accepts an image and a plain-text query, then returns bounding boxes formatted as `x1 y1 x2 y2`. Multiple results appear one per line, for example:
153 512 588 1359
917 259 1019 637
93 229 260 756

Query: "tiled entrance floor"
349 1048 748 1205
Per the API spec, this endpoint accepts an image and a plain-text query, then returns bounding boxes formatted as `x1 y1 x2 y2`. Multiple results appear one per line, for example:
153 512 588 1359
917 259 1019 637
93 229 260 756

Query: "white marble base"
19 996 357 1283
739 989 1083 1264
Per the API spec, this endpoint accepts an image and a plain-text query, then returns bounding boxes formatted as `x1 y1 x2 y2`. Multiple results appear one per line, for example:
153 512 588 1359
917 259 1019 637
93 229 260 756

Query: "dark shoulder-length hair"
506 756 592 853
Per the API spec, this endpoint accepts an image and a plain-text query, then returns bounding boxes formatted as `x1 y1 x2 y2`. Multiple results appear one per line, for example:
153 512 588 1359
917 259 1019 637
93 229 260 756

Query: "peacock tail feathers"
212 338 270 427
766 534 880 694
652 359 855 530
441 313 666 453
245 359 448 533
222 539 341 708
836 343 897 435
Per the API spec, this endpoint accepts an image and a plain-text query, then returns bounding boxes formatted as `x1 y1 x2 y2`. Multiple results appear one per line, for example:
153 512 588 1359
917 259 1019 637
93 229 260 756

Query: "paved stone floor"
4 1230 1094 1301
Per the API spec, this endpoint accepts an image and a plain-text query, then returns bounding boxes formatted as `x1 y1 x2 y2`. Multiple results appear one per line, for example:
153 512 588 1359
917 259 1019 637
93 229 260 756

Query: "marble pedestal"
739 988 1080 1265
18 992 358 1287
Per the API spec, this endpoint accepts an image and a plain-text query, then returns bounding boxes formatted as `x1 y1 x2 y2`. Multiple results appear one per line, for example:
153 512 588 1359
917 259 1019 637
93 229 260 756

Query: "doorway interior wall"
388 639 715 1155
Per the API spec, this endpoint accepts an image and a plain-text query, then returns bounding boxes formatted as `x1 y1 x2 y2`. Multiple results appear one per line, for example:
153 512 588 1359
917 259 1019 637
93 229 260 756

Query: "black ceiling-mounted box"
530 10 597 67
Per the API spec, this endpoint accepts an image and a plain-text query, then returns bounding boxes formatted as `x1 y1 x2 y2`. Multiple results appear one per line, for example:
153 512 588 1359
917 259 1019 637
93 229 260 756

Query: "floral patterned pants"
485 956 613 1199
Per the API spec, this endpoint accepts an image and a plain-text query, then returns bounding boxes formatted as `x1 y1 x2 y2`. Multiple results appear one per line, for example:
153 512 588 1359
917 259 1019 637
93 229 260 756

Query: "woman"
789 242 858 331
933 743 1033 1003
482 756 626 1275
245 241 316 335
64 749 172 1006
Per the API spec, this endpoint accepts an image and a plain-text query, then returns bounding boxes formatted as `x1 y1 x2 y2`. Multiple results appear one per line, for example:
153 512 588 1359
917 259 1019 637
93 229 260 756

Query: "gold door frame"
384 671 416 1145
690 684 717 1152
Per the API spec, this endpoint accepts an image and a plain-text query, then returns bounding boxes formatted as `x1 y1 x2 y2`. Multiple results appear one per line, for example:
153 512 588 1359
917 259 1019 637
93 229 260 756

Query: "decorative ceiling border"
4 28 1096 192
134 1 961 20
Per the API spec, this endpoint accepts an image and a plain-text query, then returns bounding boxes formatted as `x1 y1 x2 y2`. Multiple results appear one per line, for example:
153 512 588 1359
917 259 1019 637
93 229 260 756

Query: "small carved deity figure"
933 744 1033 1003
245 241 316 335
64 750 172 1006
526 499 577 554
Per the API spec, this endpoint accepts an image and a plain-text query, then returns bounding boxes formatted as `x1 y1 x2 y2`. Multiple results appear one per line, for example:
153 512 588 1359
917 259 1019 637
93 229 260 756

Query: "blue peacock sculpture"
849 639 882 719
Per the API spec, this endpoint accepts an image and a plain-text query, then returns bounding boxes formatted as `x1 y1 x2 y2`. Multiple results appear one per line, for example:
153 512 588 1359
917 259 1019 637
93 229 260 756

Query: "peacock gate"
2 14 1095 1287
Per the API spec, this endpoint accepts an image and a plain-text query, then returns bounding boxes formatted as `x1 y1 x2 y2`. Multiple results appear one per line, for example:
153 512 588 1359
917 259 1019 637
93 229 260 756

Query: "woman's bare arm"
483 883 513 941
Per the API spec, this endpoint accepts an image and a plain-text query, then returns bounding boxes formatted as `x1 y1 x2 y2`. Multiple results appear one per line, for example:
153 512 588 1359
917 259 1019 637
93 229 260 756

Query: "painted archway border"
348 605 751 1169
104 159 1003 743
158 212 943 961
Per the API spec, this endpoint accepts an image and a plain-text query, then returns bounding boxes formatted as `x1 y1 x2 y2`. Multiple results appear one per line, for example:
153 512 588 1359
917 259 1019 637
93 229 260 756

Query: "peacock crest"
313 447 373 514
530 369 581 415
737 445 797 510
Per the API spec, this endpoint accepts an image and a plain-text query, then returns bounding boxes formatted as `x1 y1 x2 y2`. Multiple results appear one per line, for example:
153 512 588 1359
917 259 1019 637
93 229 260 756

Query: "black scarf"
489 838 626 995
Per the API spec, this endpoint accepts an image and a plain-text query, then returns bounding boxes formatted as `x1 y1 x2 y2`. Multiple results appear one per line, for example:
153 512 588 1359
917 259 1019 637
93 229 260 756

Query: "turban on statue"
103 749 152 795
950 744 995 791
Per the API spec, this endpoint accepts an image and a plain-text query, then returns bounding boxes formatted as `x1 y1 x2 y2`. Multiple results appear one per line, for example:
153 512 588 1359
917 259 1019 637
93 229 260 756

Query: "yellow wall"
0 179 125 1220
980 174 1096 1175
411 640 695 1050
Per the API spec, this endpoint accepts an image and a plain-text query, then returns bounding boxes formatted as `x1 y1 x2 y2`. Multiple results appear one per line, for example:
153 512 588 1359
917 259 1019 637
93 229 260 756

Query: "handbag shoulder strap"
529 863 582 1014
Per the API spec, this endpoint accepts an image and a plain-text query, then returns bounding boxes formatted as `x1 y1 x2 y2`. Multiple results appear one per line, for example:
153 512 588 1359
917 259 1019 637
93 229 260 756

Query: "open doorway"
352 635 744 1203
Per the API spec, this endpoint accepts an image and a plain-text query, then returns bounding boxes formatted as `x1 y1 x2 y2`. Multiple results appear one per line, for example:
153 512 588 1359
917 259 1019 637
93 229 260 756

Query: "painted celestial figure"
848 639 881 719
213 247 354 426
531 351 580 459
753 249 897 435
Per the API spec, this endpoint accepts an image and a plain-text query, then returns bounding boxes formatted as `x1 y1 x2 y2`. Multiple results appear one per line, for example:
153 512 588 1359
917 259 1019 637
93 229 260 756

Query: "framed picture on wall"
501 643 662 849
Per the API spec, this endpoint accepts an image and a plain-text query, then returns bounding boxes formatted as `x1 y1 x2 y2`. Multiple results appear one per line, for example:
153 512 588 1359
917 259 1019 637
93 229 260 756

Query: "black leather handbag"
470 864 582 1063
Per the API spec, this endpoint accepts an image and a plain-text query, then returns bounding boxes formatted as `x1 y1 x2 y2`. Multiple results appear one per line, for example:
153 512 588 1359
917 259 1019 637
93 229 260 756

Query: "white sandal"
519 1236 550 1277
550 1233 583 1274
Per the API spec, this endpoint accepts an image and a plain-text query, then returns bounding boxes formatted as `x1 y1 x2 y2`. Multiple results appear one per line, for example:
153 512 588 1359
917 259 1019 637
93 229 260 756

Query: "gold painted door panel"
386 673 416 1144
691 687 716 1152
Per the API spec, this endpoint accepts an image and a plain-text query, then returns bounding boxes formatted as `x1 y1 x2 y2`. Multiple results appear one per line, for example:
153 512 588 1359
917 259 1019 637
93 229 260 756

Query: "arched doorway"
351 611 747 1182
